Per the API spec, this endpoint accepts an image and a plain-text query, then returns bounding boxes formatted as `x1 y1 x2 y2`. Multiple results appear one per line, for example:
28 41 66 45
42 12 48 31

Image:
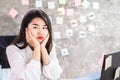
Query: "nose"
37 28 44 35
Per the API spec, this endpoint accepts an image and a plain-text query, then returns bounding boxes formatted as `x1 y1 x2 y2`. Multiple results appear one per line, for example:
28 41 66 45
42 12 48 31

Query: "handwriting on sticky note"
57 7 65 15
9 8 18 18
87 12 96 20
61 48 68 56
70 19 78 27
66 29 73 37
105 55 112 70
79 31 87 38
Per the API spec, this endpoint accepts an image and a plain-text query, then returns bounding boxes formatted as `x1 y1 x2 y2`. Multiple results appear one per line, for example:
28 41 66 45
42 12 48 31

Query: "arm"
42 44 62 80
6 45 41 80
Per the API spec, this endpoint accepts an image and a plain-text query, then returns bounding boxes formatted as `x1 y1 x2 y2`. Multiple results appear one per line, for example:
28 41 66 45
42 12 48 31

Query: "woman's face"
28 17 49 43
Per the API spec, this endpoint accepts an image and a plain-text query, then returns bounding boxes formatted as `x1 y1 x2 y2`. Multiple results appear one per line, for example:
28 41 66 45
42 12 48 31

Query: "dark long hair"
12 9 53 53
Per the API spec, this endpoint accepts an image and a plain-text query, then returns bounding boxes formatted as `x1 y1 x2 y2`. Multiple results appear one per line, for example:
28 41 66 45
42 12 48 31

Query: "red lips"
37 36 44 40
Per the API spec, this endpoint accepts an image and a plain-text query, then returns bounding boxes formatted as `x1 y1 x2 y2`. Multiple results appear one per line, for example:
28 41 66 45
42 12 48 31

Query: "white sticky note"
59 0 66 4
114 67 120 80
82 0 90 8
9 8 18 18
66 29 73 37
105 55 112 70
79 31 87 38
93 2 100 9
70 19 78 27
75 0 81 6
22 0 29 5
88 25 95 32
48 2 55 9
80 16 87 23
35 0 42 7
61 48 68 56
56 17 63 24
57 7 65 15
87 12 96 20
66 9 74 16
54 32 61 39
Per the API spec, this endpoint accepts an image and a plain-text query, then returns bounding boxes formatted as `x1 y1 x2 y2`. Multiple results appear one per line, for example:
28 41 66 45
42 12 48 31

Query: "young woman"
6 9 62 80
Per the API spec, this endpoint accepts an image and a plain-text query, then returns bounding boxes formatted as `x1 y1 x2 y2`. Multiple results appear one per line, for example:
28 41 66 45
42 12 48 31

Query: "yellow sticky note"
57 7 65 15
105 55 112 70
88 25 95 32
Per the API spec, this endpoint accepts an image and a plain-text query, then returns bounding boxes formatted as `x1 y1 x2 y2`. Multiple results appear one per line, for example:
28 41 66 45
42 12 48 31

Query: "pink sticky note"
75 0 81 6
22 0 29 5
9 8 18 18
70 19 78 27
66 9 74 16
99 52 105 67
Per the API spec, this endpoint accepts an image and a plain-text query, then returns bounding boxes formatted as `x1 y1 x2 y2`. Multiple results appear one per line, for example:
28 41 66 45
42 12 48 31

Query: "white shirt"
6 44 62 80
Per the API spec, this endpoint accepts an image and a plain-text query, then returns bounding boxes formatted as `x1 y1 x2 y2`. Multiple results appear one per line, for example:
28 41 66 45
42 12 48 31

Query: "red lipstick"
37 36 44 40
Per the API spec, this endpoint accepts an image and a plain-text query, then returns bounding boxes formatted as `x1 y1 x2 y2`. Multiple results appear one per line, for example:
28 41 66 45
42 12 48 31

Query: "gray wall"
1 0 120 79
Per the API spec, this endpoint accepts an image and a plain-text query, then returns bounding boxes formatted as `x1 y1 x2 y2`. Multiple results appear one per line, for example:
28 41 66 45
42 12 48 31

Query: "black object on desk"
0 35 16 68
100 51 120 80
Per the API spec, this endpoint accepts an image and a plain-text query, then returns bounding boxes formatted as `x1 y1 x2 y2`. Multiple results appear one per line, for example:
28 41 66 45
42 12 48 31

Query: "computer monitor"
100 51 120 80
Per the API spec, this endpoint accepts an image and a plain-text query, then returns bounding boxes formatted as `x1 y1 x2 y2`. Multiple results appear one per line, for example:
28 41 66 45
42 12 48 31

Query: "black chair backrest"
0 35 16 68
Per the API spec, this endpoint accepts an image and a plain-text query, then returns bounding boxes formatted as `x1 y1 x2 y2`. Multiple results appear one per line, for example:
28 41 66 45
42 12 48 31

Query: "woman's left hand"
40 34 49 48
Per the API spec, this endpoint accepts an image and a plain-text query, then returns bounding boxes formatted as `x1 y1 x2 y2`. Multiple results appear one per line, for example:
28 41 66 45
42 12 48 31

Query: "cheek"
30 29 37 37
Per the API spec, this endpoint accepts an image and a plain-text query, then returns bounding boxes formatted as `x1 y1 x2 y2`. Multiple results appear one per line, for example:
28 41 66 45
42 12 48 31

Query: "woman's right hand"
26 28 40 49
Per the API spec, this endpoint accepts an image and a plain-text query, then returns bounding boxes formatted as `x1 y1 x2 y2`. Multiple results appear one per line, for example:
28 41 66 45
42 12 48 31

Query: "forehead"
30 17 45 24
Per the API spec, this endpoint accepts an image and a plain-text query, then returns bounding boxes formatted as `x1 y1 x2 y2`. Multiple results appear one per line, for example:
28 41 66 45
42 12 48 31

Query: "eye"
43 26 48 29
33 26 38 29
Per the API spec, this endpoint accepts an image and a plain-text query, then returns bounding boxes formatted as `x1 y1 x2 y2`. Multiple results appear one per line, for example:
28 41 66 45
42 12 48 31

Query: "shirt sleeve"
6 45 41 80
42 44 62 80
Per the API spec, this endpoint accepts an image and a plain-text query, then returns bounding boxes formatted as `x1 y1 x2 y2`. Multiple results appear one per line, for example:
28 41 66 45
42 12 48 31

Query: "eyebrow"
32 23 47 26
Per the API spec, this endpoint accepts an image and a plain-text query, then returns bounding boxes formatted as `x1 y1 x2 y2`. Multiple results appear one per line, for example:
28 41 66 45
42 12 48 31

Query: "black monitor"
100 51 120 80
0 35 16 68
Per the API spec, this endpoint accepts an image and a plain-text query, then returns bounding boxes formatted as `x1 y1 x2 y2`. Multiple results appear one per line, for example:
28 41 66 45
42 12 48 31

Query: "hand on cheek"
40 34 49 47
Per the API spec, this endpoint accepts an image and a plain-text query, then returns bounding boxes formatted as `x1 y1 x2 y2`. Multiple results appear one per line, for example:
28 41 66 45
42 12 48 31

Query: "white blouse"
6 44 62 80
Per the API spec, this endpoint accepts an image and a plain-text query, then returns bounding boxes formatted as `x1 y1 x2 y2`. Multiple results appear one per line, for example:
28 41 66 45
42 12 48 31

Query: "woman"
6 9 62 80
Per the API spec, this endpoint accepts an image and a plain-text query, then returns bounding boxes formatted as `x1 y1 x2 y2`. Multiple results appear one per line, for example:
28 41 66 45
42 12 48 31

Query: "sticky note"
56 17 63 24
48 2 55 9
54 32 61 39
66 9 74 16
99 52 105 67
82 0 90 8
35 0 42 7
93 2 100 9
80 16 87 23
66 29 73 37
75 0 81 6
59 0 66 4
88 25 95 32
114 67 120 80
79 31 86 38
87 12 96 20
57 7 65 15
61 48 68 56
105 55 112 70
22 0 29 5
9 8 18 18
70 19 78 27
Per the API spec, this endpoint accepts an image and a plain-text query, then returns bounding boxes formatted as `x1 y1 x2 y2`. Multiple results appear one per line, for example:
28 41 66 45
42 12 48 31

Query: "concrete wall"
0 0 120 79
